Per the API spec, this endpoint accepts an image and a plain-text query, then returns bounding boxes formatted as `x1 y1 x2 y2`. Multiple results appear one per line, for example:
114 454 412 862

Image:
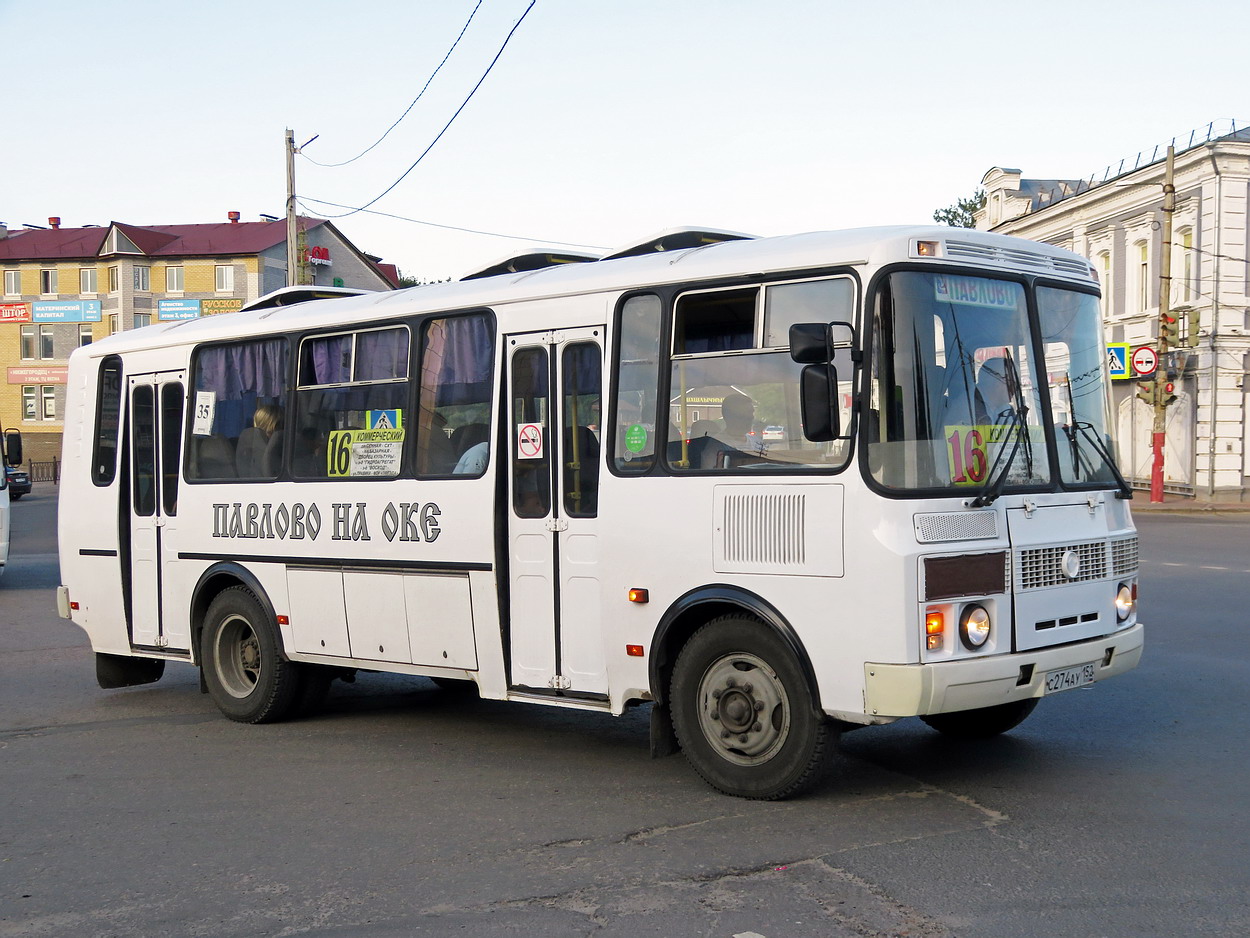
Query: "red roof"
0 217 328 261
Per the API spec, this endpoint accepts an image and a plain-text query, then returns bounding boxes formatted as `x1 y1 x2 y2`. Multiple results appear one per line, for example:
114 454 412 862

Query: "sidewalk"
1129 493 1250 513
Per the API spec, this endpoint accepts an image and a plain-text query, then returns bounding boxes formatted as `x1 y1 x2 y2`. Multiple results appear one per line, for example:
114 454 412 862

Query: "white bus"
56 226 1143 799
1 429 22 577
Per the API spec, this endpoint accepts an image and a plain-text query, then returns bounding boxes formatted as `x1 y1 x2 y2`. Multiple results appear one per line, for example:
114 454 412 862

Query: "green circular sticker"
624 423 648 453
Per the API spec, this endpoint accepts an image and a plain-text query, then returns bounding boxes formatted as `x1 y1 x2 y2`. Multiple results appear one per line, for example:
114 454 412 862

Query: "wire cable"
314 0 537 219
301 0 485 168
296 196 608 250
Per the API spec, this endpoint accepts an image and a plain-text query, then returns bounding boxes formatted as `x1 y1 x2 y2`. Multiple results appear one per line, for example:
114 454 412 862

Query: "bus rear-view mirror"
789 322 855 363
800 365 839 442
4 430 21 466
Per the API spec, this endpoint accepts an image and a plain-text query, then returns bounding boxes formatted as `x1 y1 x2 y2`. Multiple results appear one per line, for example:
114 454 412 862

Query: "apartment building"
0 214 399 463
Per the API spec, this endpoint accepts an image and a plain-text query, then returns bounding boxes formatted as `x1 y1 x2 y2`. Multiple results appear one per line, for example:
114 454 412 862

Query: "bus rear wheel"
920 698 1038 738
201 586 301 724
670 616 833 800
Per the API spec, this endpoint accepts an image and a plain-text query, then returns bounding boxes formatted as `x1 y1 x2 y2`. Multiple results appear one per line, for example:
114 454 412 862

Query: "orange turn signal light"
626 644 644 657
925 610 945 635
276 615 290 625
628 588 649 604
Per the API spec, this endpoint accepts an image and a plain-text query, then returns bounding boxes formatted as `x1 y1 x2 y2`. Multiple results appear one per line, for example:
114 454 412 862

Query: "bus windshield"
868 271 1118 495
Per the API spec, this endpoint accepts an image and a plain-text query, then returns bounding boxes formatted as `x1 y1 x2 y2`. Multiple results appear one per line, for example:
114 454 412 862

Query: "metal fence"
27 459 60 484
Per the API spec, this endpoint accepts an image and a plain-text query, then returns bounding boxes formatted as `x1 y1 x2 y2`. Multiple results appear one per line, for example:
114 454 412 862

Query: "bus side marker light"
916 240 940 257
925 608 945 650
626 645 644 657
628 588 649 604
277 615 290 625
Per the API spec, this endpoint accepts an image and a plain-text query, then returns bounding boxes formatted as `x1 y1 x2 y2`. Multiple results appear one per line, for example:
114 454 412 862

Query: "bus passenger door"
127 371 186 651
507 329 607 695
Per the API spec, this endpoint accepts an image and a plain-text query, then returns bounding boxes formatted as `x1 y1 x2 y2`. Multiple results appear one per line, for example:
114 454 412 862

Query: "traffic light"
1186 308 1200 348
1161 381 1177 408
1135 380 1155 404
1160 312 1180 347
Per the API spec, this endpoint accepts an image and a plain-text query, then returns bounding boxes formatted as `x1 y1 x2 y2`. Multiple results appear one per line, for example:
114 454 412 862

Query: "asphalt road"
2 490 1247 938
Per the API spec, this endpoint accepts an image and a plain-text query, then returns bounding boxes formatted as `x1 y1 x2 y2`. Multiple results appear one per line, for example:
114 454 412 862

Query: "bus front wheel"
670 616 833 800
920 698 1038 738
201 586 301 724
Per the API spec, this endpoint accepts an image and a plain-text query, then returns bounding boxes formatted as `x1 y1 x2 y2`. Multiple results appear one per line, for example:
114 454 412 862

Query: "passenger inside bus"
698 392 756 469
235 404 284 478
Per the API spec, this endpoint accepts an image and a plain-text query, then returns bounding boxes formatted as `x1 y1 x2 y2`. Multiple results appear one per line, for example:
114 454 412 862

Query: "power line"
314 0 537 220
300 0 485 168
296 196 608 250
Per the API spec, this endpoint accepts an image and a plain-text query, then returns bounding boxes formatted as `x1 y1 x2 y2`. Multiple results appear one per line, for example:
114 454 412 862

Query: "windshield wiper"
1068 420 1133 498
969 351 1030 508
1060 371 1132 498
968 407 1021 507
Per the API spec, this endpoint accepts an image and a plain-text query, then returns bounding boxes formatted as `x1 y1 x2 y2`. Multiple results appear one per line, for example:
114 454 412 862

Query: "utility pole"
285 128 299 287
1150 145 1177 503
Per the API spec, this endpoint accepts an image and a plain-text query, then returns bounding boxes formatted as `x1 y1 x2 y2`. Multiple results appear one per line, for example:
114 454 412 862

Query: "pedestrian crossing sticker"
366 409 403 430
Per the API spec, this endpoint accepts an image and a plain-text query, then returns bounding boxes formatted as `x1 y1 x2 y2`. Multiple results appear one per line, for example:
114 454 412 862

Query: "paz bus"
56 226 1143 799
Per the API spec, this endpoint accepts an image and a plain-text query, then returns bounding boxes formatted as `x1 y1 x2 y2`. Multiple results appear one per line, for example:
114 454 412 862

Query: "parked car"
5 465 31 500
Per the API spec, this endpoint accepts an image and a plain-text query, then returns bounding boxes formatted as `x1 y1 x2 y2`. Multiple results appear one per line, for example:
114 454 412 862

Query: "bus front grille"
1015 540 1108 589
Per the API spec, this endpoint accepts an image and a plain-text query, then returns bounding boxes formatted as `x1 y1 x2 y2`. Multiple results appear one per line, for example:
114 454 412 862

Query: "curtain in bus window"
416 314 495 477
306 334 352 385
355 328 409 381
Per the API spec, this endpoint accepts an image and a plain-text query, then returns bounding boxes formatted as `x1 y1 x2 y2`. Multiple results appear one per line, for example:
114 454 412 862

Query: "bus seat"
193 435 237 479
235 427 268 477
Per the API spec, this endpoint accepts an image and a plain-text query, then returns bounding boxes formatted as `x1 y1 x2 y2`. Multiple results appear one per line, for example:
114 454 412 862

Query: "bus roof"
77 226 1096 358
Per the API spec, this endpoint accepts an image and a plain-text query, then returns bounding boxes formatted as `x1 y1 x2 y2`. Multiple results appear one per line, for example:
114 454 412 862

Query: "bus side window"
611 294 662 474
92 356 123 486
416 313 495 478
188 338 289 482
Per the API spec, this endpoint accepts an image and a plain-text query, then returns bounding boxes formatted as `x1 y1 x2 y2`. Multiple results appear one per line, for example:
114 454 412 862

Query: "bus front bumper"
863 622 1144 718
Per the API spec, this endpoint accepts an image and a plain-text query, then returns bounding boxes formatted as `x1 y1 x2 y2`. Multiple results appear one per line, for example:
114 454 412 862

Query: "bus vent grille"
945 240 1092 277
1110 536 1139 576
914 510 997 543
723 493 806 566
1016 540 1107 589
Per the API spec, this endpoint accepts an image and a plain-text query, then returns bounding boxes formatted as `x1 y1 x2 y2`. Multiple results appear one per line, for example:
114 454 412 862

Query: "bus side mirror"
800 364 840 442
4 430 21 466
789 322 856 363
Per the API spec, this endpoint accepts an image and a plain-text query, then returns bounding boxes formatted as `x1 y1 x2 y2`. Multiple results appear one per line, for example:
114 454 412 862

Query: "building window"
215 265 235 292
80 267 98 294
20 324 55 360
22 387 36 420
108 266 119 293
134 266 150 291
1179 229 1196 302
3 270 18 295
79 323 94 347
166 266 184 292
134 312 151 329
42 386 57 420
1136 241 1149 311
1099 251 1112 317
40 268 58 294
108 314 119 335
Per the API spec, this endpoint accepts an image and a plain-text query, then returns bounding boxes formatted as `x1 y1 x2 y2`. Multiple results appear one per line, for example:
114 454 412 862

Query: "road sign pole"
1150 145 1176 504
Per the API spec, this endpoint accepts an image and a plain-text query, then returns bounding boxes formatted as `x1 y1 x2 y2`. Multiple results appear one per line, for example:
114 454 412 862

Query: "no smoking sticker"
517 423 544 459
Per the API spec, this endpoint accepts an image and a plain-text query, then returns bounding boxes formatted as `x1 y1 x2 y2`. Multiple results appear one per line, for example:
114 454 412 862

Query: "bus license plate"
1043 662 1097 695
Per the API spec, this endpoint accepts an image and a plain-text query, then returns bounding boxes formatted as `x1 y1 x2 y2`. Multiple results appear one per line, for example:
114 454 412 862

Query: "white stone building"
975 123 1250 501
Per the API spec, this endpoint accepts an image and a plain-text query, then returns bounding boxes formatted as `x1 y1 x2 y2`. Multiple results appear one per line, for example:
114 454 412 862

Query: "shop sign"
9 366 69 384
158 299 201 321
304 245 332 267
201 298 244 316
0 302 31 324
32 300 102 323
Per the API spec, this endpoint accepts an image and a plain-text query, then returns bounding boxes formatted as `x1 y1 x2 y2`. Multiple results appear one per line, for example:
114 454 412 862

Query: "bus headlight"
1115 584 1134 621
959 604 991 650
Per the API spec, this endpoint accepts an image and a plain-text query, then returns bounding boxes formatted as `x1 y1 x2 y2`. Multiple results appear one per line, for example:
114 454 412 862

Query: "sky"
3 0 1247 282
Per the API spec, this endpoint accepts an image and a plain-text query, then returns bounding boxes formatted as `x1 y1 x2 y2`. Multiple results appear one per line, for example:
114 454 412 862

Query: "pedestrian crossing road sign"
1106 343 1130 380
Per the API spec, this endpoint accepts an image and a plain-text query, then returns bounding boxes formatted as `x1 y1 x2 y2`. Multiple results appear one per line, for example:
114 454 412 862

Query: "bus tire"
670 615 833 800
920 698 1039 739
200 586 301 724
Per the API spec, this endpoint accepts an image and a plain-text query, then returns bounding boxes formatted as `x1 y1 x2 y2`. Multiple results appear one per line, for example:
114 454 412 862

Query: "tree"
933 189 986 228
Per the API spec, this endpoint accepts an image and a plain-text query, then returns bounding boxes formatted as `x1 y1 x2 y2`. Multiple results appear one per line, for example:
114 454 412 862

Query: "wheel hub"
699 654 789 764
